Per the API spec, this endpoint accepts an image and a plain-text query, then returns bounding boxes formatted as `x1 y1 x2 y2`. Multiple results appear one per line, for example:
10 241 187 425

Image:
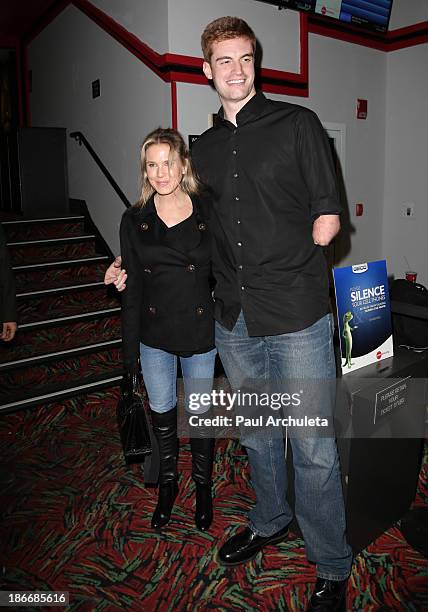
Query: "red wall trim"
23 0 309 97
22 0 427 113
171 82 177 129
300 13 309 83
308 15 428 52
24 0 71 45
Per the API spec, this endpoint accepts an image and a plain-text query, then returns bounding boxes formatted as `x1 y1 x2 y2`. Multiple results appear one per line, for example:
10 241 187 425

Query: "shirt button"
235 196 240 201
234 173 239 178
237 219 241 224
238 265 243 270
237 242 242 247
149 306 156 315
241 286 245 291
198 223 206 231
143 268 151 274
233 129 237 134
196 307 204 315
141 223 149 231
232 149 237 155
187 264 195 272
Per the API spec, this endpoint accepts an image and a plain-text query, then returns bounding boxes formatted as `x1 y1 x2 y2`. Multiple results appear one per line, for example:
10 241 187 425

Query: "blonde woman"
120 128 216 531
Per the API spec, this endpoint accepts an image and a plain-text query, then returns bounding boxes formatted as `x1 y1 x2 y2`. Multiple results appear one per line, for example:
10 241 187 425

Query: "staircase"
0 204 124 412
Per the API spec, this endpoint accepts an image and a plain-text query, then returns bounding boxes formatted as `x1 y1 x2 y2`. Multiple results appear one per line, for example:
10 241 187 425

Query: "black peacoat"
120 193 215 373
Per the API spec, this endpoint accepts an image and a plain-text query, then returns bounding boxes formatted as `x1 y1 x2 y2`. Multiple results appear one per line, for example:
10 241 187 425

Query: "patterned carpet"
0 387 427 611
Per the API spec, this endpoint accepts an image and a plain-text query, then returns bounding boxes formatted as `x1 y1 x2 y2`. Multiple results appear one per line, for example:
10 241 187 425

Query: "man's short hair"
201 16 256 62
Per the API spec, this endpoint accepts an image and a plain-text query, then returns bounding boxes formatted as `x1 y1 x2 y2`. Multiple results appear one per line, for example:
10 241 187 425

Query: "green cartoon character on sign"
342 311 354 368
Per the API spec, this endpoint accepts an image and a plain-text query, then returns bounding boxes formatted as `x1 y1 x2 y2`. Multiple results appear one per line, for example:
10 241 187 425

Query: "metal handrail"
70 131 131 208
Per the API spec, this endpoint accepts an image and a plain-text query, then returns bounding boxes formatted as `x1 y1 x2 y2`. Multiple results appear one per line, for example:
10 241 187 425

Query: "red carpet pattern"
17 287 119 324
0 388 427 611
14 262 108 292
0 315 121 363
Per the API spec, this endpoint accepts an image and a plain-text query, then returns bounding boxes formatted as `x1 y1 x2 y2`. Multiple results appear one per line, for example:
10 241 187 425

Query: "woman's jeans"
215 311 352 581
139 343 217 415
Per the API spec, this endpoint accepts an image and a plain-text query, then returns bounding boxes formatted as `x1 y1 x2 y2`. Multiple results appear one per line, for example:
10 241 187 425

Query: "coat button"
187 264 195 272
141 222 149 230
143 268 151 274
196 307 204 315
198 223 206 231
149 306 156 315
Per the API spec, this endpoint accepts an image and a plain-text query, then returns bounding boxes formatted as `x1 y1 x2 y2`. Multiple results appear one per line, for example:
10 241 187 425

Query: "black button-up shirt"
192 92 341 336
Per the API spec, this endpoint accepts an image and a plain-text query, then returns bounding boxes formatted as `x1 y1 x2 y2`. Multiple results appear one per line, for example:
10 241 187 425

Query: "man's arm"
104 255 127 292
295 109 342 245
312 214 340 246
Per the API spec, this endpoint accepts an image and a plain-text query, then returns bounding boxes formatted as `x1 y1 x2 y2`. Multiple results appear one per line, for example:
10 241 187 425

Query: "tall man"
106 16 352 610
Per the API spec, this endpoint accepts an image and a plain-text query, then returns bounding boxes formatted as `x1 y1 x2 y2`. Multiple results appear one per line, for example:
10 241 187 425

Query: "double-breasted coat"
120 193 215 373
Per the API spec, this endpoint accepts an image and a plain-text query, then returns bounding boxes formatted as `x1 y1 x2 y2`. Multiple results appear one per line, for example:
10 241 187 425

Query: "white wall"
389 0 428 29
167 0 300 72
29 4 171 254
382 43 428 285
90 0 169 53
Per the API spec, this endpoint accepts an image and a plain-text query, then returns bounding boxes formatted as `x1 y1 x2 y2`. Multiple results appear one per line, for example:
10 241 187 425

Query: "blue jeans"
215 312 352 581
139 343 217 414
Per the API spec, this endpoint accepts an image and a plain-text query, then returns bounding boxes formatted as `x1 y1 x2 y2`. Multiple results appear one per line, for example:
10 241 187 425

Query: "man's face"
203 36 256 108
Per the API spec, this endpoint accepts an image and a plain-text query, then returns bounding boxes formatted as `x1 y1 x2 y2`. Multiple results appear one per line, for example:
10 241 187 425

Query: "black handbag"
116 372 152 460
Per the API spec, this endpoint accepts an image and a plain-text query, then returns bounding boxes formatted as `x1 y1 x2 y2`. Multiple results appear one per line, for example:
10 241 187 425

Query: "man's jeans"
215 312 353 581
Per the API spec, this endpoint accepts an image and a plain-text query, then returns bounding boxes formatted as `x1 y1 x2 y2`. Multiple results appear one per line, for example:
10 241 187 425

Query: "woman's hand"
104 256 127 292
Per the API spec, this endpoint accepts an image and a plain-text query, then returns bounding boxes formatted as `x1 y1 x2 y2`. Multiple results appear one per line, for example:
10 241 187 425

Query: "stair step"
9 236 98 266
16 281 105 298
19 307 121 330
13 259 109 292
3 218 85 241
0 313 121 365
17 285 120 325
2 215 84 224
7 235 96 247
0 374 123 413
0 339 121 370
0 347 123 408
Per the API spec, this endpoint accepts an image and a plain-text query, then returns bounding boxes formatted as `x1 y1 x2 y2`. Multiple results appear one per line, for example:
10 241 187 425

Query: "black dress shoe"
218 525 289 566
306 577 347 611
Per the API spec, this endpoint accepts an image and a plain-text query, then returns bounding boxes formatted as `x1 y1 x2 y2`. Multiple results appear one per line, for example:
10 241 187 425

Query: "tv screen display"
258 0 393 33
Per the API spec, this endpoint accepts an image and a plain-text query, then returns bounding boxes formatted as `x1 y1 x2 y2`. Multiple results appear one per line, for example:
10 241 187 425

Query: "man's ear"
203 61 213 80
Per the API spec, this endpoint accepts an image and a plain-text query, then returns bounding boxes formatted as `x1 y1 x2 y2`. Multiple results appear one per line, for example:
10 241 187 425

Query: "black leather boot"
150 407 178 529
190 433 215 531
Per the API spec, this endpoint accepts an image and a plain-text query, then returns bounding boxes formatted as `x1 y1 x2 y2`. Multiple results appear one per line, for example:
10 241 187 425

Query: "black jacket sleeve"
120 209 143 374
0 223 17 323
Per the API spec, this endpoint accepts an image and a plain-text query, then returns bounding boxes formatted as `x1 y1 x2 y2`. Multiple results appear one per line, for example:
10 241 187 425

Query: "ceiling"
0 0 59 41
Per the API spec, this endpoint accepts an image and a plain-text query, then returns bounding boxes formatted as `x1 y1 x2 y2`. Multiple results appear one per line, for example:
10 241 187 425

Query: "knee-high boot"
150 407 178 529
190 430 215 531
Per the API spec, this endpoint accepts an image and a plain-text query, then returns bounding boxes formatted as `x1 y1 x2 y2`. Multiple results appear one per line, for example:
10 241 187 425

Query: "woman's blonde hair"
136 127 199 207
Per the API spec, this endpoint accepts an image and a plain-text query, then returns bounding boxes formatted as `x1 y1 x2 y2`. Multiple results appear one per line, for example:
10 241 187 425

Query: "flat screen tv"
257 0 394 33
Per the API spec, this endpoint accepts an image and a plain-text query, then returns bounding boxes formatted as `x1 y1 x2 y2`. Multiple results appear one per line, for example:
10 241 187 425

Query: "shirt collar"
214 91 268 128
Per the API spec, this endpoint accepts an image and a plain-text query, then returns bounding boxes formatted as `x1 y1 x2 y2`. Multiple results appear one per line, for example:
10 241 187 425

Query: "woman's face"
145 143 185 196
